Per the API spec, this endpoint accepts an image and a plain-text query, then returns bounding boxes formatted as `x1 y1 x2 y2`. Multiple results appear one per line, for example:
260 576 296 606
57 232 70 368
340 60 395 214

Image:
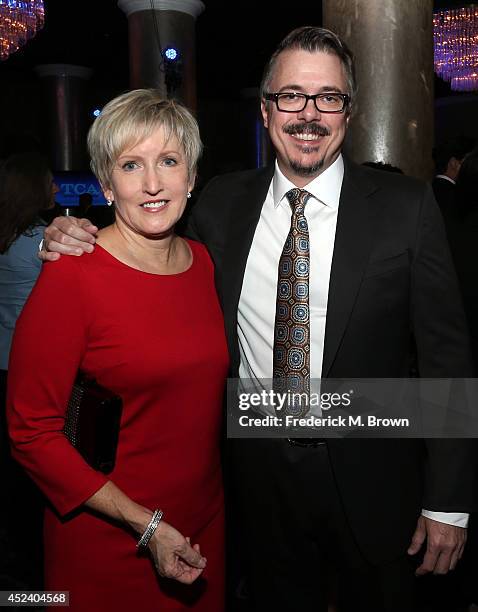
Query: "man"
42 27 475 612
432 136 474 222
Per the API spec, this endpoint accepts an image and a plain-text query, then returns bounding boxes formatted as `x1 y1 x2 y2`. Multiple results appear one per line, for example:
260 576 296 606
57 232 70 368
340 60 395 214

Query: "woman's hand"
148 521 207 584
84 483 206 584
84 484 205 584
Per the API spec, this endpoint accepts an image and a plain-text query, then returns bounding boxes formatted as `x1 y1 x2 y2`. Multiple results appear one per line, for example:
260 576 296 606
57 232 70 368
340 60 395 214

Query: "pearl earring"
187 192 192 199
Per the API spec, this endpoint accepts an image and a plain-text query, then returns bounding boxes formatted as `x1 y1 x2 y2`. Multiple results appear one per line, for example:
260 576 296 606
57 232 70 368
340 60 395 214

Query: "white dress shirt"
238 156 342 381
237 154 467 528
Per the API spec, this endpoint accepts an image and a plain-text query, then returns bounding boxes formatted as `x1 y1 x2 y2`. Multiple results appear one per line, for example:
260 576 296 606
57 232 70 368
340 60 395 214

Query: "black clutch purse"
63 376 123 474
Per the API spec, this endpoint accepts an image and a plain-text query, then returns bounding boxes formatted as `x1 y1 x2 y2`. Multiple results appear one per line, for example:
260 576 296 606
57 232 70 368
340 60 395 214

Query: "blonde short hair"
87 89 202 188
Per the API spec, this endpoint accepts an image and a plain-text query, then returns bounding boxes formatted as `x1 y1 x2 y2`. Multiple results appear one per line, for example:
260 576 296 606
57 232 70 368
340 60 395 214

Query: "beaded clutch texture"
63 376 123 474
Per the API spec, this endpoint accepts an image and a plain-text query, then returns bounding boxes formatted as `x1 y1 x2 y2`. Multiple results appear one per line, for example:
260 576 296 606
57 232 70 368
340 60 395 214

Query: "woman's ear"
103 187 114 203
188 173 197 194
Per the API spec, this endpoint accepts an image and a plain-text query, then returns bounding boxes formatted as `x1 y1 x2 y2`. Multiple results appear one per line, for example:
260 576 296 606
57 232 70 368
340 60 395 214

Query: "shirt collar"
436 174 456 185
272 154 344 210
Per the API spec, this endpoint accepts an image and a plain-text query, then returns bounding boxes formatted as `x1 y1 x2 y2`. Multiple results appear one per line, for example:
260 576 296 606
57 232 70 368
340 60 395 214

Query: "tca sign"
54 173 107 206
62 183 101 196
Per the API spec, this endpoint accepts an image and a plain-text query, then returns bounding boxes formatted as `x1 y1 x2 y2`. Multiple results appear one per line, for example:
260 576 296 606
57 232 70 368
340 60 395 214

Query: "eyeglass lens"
277 93 345 112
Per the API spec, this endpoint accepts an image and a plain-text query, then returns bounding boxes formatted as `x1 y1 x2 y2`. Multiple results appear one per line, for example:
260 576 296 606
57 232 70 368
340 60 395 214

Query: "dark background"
0 0 475 183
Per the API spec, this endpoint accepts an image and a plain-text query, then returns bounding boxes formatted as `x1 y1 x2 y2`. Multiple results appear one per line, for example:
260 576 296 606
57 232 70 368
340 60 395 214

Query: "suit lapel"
322 160 379 377
221 166 274 369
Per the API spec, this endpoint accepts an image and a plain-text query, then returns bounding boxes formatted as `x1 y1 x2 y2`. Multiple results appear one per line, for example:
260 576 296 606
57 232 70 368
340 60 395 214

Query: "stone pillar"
323 0 434 179
118 0 204 109
34 64 92 171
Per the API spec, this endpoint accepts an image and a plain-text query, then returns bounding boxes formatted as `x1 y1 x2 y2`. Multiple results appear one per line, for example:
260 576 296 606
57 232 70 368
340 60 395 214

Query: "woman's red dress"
7 240 228 611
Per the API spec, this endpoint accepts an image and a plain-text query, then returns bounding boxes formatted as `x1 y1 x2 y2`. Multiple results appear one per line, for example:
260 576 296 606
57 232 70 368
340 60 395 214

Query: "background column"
34 64 92 171
240 88 274 169
323 0 434 179
118 0 204 109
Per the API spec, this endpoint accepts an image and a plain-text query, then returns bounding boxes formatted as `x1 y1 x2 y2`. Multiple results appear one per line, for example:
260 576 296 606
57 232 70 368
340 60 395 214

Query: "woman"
0 152 57 589
0 152 57 378
7 90 228 611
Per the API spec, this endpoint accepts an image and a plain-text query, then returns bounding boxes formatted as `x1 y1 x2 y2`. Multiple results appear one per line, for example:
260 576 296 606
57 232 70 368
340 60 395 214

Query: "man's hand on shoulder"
408 515 467 575
39 217 98 262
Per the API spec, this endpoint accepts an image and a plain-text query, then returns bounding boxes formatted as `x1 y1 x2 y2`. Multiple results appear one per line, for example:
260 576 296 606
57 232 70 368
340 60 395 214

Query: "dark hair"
456 147 478 210
432 136 475 174
260 26 357 111
0 152 52 253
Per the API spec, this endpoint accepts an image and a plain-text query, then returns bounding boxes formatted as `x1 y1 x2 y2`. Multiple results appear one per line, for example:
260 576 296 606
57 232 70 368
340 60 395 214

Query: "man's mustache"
283 123 330 137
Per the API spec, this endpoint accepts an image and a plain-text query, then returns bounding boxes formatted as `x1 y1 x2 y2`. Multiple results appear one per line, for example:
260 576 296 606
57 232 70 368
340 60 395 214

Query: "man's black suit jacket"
186 158 476 563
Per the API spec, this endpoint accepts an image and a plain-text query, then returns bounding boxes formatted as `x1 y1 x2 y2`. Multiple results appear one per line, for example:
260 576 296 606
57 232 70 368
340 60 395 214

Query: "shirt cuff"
421 509 469 528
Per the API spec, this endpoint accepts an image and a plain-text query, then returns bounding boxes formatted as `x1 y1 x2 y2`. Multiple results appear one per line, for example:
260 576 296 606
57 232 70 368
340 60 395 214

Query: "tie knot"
285 188 311 213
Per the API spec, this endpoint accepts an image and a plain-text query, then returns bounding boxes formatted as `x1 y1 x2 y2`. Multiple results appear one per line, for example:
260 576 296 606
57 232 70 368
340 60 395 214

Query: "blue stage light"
93 109 101 118
164 47 178 61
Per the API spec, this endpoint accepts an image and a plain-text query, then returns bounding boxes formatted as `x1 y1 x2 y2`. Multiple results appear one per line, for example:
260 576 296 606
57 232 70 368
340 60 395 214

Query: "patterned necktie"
273 188 311 416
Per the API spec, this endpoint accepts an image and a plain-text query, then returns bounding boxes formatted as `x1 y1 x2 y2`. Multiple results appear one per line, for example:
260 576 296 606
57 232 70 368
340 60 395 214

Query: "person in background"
7 90 228 611
0 152 57 377
0 151 57 589
432 136 475 224
77 192 93 218
449 148 478 369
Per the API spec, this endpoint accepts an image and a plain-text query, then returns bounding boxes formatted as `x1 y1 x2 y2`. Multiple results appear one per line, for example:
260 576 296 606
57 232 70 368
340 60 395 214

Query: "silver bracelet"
137 509 163 549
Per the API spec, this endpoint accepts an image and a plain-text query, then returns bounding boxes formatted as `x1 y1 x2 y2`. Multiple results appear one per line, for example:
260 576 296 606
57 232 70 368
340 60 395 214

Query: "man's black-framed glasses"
264 92 350 113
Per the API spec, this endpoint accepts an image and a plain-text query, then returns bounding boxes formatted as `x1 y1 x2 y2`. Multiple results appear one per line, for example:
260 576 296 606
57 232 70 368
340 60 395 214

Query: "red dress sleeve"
7 257 108 516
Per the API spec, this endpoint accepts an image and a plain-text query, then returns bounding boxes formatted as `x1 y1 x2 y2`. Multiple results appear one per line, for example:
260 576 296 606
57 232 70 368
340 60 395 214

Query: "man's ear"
261 99 269 129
